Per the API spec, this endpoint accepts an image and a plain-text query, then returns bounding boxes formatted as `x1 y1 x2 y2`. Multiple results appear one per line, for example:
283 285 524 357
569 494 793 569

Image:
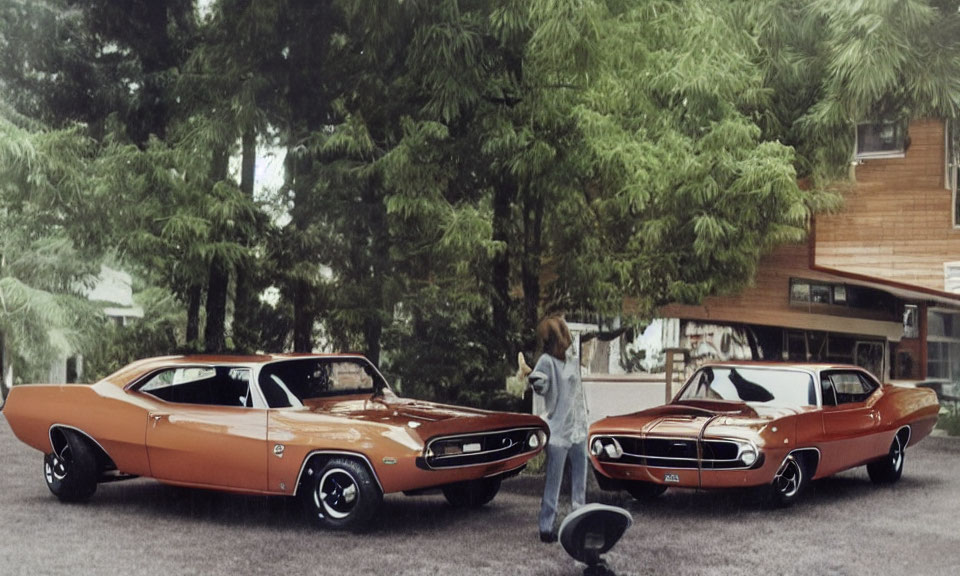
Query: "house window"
790 281 810 303
903 304 919 339
789 279 833 305
949 120 960 227
928 310 960 381
945 263 960 294
856 121 906 159
789 278 898 316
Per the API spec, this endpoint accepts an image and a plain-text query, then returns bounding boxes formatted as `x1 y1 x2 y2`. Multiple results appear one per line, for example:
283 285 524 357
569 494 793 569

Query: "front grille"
606 436 750 470
422 427 541 469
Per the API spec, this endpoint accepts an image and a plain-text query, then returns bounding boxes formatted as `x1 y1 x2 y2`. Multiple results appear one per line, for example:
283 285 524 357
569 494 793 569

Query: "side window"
821 377 837 406
822 371 877 405
139 367 253 407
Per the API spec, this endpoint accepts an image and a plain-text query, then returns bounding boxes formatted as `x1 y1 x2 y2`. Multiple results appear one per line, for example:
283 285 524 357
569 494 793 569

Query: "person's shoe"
539 530 557 543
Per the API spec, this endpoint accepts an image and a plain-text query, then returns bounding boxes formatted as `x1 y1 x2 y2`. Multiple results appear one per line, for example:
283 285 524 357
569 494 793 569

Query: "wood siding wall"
660 243 903 340
815 118 960 291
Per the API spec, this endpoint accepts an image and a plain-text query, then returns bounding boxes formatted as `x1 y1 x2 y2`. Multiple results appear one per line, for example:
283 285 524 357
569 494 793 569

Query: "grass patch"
937 403 960 436
523 451 545 474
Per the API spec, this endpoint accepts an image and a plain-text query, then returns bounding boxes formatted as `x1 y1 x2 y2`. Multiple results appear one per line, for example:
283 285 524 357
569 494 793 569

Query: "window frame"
819 369 880 406
927 308 960 381
130 365 266 409
855 120 907 160
257 356 392 408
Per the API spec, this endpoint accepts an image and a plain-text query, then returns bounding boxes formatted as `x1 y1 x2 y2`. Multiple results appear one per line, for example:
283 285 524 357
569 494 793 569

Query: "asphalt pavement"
2 415 960 576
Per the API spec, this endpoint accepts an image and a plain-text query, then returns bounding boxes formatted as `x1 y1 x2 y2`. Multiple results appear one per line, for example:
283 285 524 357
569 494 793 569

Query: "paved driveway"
2 416 960 575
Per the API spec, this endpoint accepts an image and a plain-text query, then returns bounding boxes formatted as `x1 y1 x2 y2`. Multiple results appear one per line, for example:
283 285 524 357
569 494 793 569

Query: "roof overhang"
809 264 960 308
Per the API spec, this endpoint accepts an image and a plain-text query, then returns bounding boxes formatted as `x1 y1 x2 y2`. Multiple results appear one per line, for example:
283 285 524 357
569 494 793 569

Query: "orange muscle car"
2 354 547 529
589 363 939 506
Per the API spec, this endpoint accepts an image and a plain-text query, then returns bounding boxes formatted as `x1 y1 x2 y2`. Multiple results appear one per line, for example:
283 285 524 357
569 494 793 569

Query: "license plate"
664 473 680 483
463 442 482 453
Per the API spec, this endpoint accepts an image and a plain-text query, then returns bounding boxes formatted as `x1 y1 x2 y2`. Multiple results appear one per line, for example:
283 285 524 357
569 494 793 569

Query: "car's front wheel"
441 476 502 508
302 458 382 531
44 430 98 502
769 454 806 507
625 481 668 500
867 434 905 484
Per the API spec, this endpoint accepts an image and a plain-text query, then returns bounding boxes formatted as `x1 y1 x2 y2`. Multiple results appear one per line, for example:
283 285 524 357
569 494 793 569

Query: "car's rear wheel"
625 481 668 500
44 430 98 502
769 454 806 507
867 434 905 484
441 476 502 508
302 458 382 531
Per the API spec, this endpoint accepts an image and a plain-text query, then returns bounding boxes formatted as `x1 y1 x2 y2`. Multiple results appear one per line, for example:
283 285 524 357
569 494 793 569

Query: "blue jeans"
539 440 588 534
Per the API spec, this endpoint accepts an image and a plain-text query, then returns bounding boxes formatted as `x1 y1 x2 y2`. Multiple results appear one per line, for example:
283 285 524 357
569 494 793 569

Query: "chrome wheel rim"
891 436 903 471
45 445 71 485
774 457 802 498
315 468 359 520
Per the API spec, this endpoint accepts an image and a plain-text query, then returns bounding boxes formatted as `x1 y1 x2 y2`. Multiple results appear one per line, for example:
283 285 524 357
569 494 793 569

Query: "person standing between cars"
527 314 589 543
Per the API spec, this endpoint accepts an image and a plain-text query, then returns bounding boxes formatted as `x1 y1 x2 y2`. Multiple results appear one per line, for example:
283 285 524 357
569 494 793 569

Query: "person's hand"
517 352 533 380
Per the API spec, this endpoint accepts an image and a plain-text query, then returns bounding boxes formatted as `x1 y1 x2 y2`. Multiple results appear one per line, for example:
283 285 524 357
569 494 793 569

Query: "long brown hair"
536 314 573 361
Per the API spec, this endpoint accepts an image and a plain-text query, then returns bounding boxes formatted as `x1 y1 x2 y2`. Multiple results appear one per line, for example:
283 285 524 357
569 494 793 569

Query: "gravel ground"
2 415 960 576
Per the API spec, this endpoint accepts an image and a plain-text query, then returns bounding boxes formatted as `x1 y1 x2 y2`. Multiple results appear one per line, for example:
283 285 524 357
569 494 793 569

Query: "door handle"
150 413 170 426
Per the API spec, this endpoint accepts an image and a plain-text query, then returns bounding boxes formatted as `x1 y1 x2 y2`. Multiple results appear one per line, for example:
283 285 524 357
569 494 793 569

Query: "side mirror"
558 503 632 576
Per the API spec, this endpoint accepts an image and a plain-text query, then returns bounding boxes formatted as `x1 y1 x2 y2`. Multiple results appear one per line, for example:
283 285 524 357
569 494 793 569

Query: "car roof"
700 361 867 372
99 353 369 387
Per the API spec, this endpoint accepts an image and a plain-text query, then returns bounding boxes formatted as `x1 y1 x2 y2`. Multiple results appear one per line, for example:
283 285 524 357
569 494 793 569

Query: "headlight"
528 431 541 449
592 437 623 459
603 442 623 459
740 445 758 466
591 438 604 456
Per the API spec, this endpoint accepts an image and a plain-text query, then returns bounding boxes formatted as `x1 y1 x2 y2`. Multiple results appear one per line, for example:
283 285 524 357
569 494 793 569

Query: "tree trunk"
233 127 258 352
185 283 202 349
362 180 388 365
286 139 316 353
491 177 517 364
521 192 545 349
292 278 313 352
204 258 229 353
363 317 382 366
0 331 10 404
203 145 230 353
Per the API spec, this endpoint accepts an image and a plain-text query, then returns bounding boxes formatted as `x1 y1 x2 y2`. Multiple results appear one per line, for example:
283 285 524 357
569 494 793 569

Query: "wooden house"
655 118 960 383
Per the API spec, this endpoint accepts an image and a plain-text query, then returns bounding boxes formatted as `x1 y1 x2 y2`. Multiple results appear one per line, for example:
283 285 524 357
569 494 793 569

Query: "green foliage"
0 111 103 380
3 0 960 405
937 403 960 437
82 287 183 382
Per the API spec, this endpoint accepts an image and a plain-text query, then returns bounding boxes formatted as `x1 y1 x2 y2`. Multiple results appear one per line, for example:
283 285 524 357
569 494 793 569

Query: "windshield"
678 367 816 408
257 358 388 408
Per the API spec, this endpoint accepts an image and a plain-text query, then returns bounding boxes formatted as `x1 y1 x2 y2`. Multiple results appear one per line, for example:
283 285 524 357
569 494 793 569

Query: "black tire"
441 476 502 508
867 434 905 484
625 481 667 500
44 430 98 502
301 457 382 531
592 467 622 492
769 454 806 507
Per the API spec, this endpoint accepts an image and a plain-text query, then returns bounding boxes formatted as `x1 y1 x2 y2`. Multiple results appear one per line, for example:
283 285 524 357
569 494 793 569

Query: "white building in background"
47 265 144 384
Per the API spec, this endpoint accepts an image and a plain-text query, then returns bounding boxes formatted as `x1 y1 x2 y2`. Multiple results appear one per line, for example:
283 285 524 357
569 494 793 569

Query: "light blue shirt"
531 349 588 447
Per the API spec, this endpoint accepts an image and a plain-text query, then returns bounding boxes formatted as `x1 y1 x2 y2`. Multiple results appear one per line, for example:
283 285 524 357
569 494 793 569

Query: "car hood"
299 393 546 442
593 400 804 439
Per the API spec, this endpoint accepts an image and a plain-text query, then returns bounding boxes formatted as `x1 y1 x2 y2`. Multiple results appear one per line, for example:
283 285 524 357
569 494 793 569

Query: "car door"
817 370 881 476
138 366 269 492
